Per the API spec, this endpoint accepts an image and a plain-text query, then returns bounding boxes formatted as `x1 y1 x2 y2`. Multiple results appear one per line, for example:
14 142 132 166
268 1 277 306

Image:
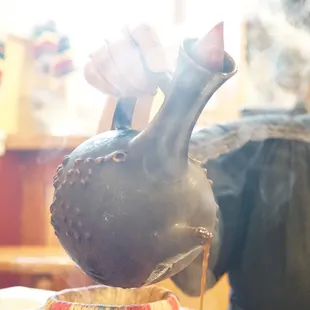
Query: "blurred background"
0 0 309 309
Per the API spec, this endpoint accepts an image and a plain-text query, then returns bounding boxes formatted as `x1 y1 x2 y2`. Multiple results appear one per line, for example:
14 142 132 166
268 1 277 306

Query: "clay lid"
191 22 225 72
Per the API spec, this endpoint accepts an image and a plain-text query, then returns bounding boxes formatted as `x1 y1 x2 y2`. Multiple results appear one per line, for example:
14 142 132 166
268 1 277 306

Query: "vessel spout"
131 22 237 175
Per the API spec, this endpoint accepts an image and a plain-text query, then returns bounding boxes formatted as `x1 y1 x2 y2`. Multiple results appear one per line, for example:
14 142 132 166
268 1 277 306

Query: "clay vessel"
43 285 180 310
50 23 237 288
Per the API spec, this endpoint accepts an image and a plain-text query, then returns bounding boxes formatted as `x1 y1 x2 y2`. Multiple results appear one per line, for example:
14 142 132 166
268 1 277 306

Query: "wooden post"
0 35 37 136
0 35 67 138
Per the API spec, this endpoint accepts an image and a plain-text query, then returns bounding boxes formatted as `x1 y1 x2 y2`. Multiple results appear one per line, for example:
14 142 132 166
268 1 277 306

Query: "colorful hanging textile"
0 30 5 81
0 41 4 80
53 35 73 77
32 20 74 77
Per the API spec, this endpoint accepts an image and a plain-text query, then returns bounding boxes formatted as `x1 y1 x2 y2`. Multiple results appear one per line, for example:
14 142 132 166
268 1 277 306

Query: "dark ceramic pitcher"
50 23 237 288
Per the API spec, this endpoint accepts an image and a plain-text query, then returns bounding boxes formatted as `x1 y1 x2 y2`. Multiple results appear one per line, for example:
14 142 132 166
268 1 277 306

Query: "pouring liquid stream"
192 22 224 310
199 241 211 310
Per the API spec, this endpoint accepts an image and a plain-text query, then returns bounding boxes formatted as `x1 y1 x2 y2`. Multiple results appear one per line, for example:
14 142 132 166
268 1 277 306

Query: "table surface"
0 286 55 309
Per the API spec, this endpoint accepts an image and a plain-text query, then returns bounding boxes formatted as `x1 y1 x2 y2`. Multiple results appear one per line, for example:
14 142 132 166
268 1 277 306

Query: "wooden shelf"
6 135 89 151
0 246 75 275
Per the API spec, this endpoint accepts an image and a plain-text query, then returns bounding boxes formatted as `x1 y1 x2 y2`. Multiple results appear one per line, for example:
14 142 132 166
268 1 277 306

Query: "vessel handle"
111 97 137 130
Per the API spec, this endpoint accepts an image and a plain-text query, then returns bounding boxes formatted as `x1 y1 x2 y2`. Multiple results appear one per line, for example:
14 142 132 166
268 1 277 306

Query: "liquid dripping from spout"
191 22 225 72
199 241 211 310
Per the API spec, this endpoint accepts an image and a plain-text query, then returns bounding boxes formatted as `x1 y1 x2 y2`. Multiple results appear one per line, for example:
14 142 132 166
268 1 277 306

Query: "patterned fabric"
32 20 74 77
189 114 310 162
43 285 180 310
0 41 4 80
53 36 73 77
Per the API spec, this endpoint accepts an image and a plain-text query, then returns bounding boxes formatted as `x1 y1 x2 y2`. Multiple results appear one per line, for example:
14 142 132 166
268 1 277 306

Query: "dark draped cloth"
172 114 310 310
